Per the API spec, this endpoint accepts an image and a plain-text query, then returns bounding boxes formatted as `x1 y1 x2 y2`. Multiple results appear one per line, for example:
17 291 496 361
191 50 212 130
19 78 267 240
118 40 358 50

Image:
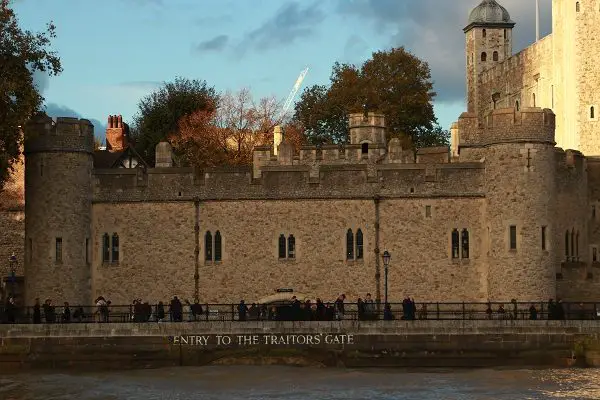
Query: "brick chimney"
105 115 129 152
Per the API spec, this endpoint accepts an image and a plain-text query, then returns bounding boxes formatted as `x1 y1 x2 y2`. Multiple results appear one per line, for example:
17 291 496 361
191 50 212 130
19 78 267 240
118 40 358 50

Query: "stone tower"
464 0 515 113
348 112 386 145
24 114 94 306
458 108 557 301
552 0 600 155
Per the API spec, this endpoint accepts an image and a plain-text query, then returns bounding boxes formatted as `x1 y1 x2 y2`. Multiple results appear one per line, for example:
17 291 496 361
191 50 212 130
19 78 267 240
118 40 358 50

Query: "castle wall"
477 35 554 124
0 155 25 281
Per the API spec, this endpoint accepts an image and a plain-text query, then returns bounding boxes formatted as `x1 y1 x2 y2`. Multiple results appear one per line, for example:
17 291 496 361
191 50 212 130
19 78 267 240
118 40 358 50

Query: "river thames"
1 366 599 399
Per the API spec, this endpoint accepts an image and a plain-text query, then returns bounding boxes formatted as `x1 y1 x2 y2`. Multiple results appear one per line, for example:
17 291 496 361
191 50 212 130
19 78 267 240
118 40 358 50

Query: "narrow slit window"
565 231 570 260
591 106 595 119
86 238 90 265
451 229 460 259
278 234 286 259
346 229 354 260
481 52 487 62
576 2 580 12
112 233 119 262
493 51 498 61
576 231 580 259
483 29 487 38
356 229 364 260
205 231 212 261
571 229 575 260
541 226 547 251
515 100 520 111
214 231 222 262
55 238 63 263
461 229 470 259
509 226 517 250
425 205 431 218
593 247 598 262
593 205 596 219
287 235 295 259
102 233 110 263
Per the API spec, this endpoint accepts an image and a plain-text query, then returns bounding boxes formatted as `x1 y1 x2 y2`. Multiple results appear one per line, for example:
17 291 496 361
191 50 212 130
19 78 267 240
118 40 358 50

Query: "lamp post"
382 250 391 305
8 252 17 298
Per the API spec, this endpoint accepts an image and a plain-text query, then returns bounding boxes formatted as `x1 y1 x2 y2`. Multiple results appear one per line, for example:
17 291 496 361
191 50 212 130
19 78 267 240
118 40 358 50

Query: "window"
565 231 570 260
532 93 536 107
504 29 507 39
541 226 547 251
287 235 295 258
278 234 286 259
571 229 575 260
591 106 596 119
509 226 517 250
86 238 90 265
356 229 364 259
515 100 520 111
361 143 369 155
102 233 110 263
483 29 487 38
593 247 598 262
461 229 470 259
346 229 354 260
576 1 580 12
425 205 431 218
493 51 498 61
576 231 579 260
593 205 596 219
214 231 222 262
55 238 63 263
481 52 487 62
451 229 460 259
112 233 119 262
204 231 212 261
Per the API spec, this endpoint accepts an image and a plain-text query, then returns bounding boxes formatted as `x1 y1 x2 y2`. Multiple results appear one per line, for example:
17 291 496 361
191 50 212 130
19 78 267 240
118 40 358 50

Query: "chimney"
105 114 129 152
273 125 283 156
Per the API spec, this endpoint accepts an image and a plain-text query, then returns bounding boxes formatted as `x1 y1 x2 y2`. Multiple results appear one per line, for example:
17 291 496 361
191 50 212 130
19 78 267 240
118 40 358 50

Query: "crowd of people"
1 293 598 323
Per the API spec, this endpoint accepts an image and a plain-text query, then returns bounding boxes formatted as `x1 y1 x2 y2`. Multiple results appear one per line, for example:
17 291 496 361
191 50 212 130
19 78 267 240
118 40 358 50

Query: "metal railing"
0 301 599 324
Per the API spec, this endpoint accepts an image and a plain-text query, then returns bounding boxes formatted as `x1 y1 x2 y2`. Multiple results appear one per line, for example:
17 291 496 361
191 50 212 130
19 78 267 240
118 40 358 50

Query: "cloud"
342 35 370 64
32 69 50 94
337 0 553 104
44 103 106 139
239 2 325 52
196 35 229 52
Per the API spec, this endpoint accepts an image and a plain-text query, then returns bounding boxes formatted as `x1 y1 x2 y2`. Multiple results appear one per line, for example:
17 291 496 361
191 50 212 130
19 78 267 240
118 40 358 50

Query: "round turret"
466 0 514 30
24 114 94 306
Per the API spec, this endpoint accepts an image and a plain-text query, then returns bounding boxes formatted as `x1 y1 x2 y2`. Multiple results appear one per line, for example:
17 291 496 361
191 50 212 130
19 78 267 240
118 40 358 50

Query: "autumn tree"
131 77 218 165
294 47 447 149
0 0 61 189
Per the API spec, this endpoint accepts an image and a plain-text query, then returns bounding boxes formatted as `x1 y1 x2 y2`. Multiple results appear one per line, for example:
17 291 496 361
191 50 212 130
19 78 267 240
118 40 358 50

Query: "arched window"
278 234 286 259
361 143 369 155
346 229 354 259
205 231 212 261
532 93 536 107
515 100 520 111
451 229 460 259
356 229 364 260
287 235 295 258
102 233 110 263
565 231 570 260
591 106 595 119
493 51 498 61
214 231 222 262
461 229 470 259
112 233 119 262
481 52 487 62
576 2 580 12
482 29 487 38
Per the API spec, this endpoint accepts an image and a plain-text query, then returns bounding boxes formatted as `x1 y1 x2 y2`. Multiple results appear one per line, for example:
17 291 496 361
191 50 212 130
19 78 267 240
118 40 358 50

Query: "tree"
131 77 218 165
294 47 441 148
0 0 61 189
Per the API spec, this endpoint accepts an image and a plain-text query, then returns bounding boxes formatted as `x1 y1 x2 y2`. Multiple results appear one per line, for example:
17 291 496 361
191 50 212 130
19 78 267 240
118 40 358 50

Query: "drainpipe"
194 200 200 302
374 195 381 308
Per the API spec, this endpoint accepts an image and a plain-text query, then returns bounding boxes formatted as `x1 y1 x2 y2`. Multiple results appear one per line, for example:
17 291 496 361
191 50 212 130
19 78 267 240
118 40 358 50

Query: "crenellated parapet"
456 107 555 149
24 114 95 155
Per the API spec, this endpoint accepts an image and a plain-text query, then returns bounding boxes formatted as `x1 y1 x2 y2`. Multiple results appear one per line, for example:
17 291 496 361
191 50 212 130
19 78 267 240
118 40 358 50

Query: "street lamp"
382 250 391 305
8 252 17 298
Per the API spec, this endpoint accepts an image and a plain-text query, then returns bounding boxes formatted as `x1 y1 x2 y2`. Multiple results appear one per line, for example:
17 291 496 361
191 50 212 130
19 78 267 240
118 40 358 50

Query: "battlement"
456 107 555 148
24 114 95 155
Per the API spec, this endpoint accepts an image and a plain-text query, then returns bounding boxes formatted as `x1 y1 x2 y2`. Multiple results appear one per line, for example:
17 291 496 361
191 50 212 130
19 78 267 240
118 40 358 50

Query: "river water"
1 367 599 400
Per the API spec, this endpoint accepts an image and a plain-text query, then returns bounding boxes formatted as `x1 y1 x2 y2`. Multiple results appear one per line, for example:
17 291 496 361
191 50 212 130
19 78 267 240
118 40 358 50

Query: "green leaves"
0 0 62 189
293 47 446 149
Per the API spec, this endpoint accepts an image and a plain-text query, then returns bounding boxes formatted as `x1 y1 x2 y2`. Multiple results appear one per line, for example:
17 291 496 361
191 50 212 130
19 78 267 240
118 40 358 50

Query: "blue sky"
13 0 552 139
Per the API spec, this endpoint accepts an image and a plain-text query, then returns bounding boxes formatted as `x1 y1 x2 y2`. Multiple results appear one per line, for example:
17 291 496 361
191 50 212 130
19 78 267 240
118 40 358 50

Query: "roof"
464 0 515 32
93 146 149 169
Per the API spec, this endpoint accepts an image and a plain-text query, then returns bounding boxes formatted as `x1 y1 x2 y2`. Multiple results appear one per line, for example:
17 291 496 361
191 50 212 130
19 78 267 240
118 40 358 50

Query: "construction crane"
276 67 309 125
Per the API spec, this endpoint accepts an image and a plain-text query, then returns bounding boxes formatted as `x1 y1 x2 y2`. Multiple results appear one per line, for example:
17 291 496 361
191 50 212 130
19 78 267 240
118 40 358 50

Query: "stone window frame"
277 233 297 262
425 205 432 218
101 232 120 265
111 233 119 263
55 237 63 264
451 229 460 259
204 230 223 264
565 230 570 261
508 224 518 251
576 1 580 12
591 245 598 264
346 228 365 263
589 105 597 121
493 51 498 62
541 225 548 252
461 229 470 259
346 229 354 260
481 52 487 62
482 28 487 38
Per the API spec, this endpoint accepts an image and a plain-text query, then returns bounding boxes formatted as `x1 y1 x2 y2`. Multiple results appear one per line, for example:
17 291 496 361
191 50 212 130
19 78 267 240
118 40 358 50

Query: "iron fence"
1 301 599 324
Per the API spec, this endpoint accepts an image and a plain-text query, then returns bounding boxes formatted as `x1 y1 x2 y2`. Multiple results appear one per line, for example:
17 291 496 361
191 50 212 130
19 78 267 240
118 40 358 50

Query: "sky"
12 0 553 140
